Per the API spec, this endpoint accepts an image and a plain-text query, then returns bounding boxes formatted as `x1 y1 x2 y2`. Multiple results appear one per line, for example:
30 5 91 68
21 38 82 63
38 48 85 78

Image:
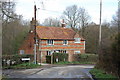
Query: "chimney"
61 19 66 28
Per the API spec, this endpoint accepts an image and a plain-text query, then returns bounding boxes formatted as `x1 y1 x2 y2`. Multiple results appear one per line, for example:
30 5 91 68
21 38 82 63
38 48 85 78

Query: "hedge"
46 53 68 64
73 54 98 62
53 53 68 63
2 54 34 67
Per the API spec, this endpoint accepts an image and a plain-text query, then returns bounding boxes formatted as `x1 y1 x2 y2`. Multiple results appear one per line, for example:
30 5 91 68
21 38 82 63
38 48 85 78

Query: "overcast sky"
14 0 118 24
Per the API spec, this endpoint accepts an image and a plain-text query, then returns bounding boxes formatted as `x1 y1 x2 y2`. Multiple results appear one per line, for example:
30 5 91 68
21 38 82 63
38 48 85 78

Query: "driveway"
3 65 94 79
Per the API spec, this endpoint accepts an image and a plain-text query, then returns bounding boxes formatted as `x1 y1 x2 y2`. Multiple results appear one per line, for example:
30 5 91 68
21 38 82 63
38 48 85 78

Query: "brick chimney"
61 19 66 28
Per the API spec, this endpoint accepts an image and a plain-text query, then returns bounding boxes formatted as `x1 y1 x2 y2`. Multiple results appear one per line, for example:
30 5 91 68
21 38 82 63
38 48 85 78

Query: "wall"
39 39 85 62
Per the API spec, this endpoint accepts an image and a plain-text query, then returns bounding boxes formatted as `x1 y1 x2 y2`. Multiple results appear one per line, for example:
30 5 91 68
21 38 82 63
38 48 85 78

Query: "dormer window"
74 38 81 43
63 40 68 45
47 40 54 45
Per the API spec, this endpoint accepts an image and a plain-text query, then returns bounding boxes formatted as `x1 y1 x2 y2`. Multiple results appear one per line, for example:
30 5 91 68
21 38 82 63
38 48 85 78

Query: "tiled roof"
36 26 83 40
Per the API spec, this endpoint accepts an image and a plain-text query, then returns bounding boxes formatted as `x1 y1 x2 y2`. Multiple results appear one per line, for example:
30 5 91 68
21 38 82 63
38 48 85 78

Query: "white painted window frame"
74 51 81 54
63 40 68 45
20 50 24 54
74 38 81 43
47 39 54 45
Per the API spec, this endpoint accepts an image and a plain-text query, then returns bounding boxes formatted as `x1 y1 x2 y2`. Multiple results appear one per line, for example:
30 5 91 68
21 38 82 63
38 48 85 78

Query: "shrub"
2 54 34 67
53 53 68 63
90 68 118 80
73 54 98 62
46 55 51 64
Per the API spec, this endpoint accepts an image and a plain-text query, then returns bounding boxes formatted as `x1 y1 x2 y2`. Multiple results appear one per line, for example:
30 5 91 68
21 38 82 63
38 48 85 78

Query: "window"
47 51 51 55
74 38 81 43
63 40 68 45
20 50 24 54
74 51 81 54
47 40 54 45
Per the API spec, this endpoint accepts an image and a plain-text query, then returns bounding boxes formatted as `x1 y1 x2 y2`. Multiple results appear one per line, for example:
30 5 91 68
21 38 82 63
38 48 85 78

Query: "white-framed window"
47 51 52 55
74 51 81 54
63 40 68 45
74 38 81 43
47 39 54 45
20 50 24 54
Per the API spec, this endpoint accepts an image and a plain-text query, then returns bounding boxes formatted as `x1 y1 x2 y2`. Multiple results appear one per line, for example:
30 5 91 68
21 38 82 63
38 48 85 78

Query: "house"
19 20 85 63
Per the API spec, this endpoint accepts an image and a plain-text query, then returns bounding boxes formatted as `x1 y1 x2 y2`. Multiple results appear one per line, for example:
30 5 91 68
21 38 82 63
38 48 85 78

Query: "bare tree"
1 1 17 24
42 17 61 27
63 5 90 34
2 1 30 55
111 8 120 28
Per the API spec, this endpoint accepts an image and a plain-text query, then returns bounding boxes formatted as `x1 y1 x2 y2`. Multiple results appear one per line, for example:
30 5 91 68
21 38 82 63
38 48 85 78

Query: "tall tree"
63 5 90 35
42 17 61 27
2 1 30 55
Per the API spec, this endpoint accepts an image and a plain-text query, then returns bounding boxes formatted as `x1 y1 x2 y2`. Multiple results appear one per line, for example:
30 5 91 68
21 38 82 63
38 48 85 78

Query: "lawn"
54 61 96 65
89 68 118 80
3 62 41 69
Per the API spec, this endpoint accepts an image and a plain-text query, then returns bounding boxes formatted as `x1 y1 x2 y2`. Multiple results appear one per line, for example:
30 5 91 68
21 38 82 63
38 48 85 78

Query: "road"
3 65 94 79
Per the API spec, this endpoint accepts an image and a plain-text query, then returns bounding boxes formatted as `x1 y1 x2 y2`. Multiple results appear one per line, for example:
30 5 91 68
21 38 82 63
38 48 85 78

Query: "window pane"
75 38 81 43
63 40 67 44
20 50 24 54
47 40 54 45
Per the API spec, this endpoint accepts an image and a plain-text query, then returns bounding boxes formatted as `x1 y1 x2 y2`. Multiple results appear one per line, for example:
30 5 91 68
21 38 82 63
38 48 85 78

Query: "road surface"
3 65 94 79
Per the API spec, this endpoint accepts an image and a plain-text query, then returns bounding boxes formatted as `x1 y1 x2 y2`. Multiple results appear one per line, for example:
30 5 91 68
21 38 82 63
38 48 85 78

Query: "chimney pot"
61 19 65 28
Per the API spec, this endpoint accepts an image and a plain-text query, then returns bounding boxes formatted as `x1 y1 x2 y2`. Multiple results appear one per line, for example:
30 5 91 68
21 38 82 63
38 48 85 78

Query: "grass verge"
3 62 41 69
54 61 96 65
89 68 118 80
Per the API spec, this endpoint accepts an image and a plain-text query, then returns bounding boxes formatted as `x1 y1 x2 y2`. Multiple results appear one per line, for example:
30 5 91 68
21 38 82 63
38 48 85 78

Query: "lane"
3 65 94 79
27 65 93 79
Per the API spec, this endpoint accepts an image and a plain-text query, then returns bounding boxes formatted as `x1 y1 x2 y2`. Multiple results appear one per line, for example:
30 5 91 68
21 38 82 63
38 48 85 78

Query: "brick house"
19 24 85 63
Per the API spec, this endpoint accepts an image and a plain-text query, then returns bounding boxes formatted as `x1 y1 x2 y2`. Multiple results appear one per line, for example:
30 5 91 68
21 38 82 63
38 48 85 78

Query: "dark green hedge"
2 54 34 66
46 53 68 64
53 53 68 63
73 54 98 62
46 55 51 64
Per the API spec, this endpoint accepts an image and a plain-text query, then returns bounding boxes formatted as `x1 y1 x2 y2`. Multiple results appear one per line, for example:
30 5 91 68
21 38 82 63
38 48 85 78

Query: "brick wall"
19 34 85 62
39 39 85 62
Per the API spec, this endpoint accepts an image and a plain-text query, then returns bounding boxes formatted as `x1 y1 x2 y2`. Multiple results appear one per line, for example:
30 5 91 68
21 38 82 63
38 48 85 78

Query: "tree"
2 2 17 24
42 17 61 27
2 1 30 55
111 8 120 28
63 5 90 35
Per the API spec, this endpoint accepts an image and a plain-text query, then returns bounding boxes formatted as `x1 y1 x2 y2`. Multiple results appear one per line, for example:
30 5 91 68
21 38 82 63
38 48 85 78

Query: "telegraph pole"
34 5 37 64
99 0 102 45
98 0 102 61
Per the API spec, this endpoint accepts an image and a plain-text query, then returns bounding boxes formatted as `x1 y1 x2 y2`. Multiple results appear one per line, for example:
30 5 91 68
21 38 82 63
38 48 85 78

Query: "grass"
3 62 41 69
89 68 118 80
54 61 96 65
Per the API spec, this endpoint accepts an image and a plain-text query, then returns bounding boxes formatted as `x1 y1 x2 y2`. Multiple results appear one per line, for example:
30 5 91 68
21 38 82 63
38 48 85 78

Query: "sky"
14 0 118 24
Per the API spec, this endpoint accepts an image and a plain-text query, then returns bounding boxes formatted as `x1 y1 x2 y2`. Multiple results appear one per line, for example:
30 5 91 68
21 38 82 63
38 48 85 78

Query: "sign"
21 58 30 61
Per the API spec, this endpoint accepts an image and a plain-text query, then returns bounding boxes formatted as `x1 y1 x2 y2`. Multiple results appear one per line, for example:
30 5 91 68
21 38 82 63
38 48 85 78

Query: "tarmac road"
3 65 94 80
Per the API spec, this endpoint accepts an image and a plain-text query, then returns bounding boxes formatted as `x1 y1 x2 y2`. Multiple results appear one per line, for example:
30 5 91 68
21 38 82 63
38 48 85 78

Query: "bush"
46 55 51 64
5 62 41 69
90 68 118 80
53 53 68 63
73 54 98 62
2 54 34 67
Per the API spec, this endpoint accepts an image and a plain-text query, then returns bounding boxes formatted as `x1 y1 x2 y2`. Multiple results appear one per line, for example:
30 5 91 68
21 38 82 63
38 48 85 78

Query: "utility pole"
99 0 102 45
98 0 102 61
34 5 37 64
